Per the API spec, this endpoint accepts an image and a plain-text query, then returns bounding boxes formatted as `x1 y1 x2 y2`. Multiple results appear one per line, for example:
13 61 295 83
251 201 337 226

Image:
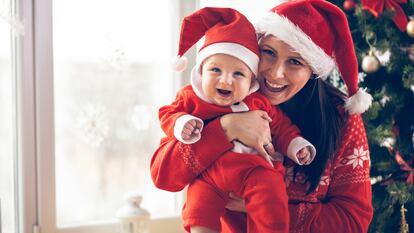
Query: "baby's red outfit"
159 85 312 233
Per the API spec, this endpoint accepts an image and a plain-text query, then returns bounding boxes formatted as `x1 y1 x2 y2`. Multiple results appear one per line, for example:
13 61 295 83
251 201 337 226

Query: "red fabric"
159 85 301 156
183 157 288 233
270 0 359 96
156 85 302 232
362 0 408 31
178 7 260 57
151 112 373 232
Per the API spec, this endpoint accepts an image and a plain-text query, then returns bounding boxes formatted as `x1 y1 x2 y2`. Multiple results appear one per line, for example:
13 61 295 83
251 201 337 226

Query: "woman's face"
258 35 313 105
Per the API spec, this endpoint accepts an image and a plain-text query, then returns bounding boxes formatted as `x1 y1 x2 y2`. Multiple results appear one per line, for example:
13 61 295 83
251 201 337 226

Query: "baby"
158 7 315 233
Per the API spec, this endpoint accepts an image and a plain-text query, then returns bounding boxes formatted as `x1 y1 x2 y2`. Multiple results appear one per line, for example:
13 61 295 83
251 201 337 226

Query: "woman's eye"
289 59 303 66
261 48 275 57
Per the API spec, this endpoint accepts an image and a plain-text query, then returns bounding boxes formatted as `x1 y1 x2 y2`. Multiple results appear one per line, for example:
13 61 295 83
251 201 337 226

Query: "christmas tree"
329 0 414 232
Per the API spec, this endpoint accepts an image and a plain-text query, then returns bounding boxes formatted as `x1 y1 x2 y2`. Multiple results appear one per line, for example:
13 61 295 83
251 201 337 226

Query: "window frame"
17 0 198 232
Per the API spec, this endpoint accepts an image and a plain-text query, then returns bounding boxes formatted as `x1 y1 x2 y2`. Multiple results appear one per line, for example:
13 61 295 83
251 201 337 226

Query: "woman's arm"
289 114 373 233
226 114 374 233
221 110 275 157
150 110 274 191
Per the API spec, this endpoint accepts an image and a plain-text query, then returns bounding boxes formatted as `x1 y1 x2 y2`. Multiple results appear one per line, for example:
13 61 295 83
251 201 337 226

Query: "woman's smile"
264 79 288 92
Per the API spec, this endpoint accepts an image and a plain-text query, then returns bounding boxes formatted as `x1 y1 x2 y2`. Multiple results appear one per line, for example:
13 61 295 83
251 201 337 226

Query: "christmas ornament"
343 0 356 11
407 20 414 38
362 51 380 73
394 150 413 185
362 0 408 31
400 204 409 233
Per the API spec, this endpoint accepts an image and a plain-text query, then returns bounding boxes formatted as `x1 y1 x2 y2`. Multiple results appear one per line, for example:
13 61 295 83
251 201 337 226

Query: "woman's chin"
261 86 288 105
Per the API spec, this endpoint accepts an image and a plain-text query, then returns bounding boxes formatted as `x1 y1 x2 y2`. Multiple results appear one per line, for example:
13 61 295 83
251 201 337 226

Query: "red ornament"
361 0 408 31
392 125 400 136
394 150 413 185
343 0 356 11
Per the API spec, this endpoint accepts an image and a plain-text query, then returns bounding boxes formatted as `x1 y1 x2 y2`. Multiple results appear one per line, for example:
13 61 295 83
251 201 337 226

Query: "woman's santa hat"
173 7 260 77
255 0 372 114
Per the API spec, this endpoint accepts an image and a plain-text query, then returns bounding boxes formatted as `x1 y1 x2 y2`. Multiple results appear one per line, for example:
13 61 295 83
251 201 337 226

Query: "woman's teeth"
265 80 287 91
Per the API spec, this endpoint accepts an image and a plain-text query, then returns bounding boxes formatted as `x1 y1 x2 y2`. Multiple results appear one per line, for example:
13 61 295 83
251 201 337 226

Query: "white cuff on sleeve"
174 114 204 144
286 137 316 165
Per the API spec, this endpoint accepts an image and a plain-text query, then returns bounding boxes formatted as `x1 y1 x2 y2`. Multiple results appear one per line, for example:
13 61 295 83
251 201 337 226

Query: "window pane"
200 0 277 21
0 1 17 232
53 0 178 226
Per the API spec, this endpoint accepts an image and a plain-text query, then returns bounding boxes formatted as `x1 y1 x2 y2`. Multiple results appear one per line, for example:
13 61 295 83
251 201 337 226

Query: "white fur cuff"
174 114 204 144
286 137 316 165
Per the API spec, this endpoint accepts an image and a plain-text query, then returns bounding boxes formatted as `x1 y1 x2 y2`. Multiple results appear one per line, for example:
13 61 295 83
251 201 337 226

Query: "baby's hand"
182 119 203 140
297 146 312 165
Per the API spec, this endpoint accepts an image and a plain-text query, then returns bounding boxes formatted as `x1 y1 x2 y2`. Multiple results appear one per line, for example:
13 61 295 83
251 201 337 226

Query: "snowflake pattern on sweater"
285 114 372 233
150 114 373 233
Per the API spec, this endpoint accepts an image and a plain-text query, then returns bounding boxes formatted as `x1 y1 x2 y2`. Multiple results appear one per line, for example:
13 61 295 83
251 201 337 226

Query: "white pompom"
345 88 373 114
172 56 188 72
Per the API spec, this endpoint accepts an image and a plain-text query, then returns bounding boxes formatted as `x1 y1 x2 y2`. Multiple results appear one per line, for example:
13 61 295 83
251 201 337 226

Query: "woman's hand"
220 110 276 161
225 192 246 212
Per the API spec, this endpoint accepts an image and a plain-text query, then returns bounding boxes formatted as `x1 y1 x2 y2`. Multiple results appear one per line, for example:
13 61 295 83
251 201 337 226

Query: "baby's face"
201 54 254 107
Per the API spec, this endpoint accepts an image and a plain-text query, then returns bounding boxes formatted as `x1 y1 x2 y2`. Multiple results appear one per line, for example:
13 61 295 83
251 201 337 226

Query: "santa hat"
255 0 372 114
173 7 260 76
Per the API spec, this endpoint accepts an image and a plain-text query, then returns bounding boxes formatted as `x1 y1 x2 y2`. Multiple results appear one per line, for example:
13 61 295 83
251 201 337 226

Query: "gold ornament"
400 204 409 233
362 51 380 73
407 20 414 38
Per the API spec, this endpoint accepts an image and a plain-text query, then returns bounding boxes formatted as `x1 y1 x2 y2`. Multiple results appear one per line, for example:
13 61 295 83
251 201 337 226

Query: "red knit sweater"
150 110 373 232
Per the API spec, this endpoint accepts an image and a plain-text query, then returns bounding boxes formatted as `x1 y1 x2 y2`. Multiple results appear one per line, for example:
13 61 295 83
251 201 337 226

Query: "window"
4 1 278 233
0 0 17 232
52 0 179 226
199 0 278 22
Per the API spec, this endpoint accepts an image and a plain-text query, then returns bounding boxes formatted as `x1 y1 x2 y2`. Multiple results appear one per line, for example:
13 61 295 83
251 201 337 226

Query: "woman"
151 1 374 232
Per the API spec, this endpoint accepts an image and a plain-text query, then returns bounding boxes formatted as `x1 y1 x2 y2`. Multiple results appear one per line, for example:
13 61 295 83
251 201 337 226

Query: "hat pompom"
172 56 188 72
345 88 373 114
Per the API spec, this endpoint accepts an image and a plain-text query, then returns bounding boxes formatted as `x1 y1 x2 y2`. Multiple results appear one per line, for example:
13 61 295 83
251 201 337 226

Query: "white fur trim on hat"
196 42 259 76
345 88 373 114
255 12 336 79
172 56 188 72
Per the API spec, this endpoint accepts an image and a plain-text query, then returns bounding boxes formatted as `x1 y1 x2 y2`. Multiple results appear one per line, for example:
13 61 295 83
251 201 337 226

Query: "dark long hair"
279 77 347 193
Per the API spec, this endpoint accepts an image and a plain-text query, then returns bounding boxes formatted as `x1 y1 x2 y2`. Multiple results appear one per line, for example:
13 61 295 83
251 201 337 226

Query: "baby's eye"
210 67 221 72
234 71 245 77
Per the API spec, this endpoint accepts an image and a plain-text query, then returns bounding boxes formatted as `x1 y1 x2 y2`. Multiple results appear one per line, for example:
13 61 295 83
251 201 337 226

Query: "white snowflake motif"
76 103 109 148
319 176 330 186
342 146 369 169
315 175 330 191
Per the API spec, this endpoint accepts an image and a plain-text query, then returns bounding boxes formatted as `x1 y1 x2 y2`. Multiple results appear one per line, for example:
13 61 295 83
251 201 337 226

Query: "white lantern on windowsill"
116 192 150 233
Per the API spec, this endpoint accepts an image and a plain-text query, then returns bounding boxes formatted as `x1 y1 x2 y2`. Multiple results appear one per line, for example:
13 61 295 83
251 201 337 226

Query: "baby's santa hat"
173 7 260 77
255 0 372 114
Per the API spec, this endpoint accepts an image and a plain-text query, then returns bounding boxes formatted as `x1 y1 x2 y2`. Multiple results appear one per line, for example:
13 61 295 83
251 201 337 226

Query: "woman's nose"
270 62 285 79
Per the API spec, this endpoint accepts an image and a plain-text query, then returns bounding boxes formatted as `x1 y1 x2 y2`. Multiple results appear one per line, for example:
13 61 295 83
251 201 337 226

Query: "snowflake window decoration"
76 103 109 148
